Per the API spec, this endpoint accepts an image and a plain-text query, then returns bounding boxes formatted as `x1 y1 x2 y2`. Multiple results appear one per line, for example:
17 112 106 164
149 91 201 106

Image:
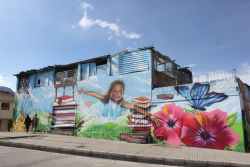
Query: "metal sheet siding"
118 50 149 75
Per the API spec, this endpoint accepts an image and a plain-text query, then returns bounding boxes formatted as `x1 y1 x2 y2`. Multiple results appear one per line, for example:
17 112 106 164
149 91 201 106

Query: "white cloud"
0 74 16 91
185 64 197 67
27 90 39 102
42 85 55 99
97 21 120 33
80 2 93 11
78 2 140 39
108 36 113 41
78 78 105 93
132 87 151 92
132 76 151 84
121 30 141 39
123 94 134 102
79 11 98 28
71 25 76 29
237 62 250 85
117 40 121 47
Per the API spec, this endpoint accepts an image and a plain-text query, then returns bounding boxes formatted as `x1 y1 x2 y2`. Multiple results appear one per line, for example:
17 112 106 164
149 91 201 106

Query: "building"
0 86 15 131
13 46 250 152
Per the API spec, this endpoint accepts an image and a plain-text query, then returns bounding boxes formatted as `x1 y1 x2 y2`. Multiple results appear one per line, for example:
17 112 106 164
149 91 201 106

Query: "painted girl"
77 80 161 126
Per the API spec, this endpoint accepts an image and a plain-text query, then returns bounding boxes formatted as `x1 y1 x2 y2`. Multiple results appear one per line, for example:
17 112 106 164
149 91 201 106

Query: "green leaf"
226 112 237 126
184 108 199 114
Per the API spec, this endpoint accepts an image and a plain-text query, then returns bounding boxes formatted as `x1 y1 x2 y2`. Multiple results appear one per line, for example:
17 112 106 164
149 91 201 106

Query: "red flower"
153 103 191 145
180 110 241 150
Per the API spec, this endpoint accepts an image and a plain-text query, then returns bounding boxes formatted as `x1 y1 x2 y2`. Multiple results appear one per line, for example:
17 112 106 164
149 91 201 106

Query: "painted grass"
76 121 132 140
77 132 121 140
225 121 245 152
36 112 52 132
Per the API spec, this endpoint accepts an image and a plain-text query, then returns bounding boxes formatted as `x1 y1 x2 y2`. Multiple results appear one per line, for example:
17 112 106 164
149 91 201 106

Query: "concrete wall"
151 78 245 152
0 92 14 131
238 78 250 149
12 49 153 138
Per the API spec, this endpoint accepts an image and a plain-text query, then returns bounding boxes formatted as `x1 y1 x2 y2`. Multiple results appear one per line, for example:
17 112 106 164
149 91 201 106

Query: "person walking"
24 115 31 133
33 114 39 133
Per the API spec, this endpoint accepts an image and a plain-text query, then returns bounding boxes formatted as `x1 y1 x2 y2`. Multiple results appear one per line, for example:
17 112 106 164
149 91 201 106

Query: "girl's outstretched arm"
121 102 162 127
77 88 105 101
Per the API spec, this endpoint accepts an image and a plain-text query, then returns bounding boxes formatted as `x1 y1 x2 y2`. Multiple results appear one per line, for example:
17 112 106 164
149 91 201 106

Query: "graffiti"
175 83 228 111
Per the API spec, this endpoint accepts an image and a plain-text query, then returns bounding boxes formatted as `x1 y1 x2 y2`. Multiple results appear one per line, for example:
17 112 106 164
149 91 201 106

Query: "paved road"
0 146 179 167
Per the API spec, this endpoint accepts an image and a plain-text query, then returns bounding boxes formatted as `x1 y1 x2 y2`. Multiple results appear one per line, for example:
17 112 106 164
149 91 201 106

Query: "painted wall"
75 70 152 139
238 79 250 149
150 78 245 152
12 49 246 152
12 70 55 132
12 49 152 137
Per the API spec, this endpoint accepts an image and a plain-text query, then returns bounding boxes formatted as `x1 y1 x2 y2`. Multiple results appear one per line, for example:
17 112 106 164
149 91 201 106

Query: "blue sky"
0 0 249 91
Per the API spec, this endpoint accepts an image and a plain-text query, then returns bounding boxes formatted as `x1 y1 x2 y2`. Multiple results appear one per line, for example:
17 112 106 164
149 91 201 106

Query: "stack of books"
52 95 76 128
132 97 151 109
128 112 153 131
128 97 153 131
52 95 76 106
52 106 76 128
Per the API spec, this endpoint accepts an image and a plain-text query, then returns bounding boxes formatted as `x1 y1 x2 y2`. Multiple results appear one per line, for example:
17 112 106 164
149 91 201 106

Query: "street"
0 146 179 167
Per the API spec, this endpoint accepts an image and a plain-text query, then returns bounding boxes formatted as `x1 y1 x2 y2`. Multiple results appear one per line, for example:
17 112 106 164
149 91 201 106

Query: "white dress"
88 100 122 122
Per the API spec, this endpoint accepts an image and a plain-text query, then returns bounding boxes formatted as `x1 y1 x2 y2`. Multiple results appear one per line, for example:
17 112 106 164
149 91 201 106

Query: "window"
1 103 9 110
18 76 29 90
96 59 108 77
118 50 149 75
37 79 41 87
82 58 109 80
55 69 77 85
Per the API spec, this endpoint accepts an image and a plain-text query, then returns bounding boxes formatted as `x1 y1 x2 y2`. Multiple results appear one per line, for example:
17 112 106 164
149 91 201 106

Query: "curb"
0 135 44 140
0 141 249 167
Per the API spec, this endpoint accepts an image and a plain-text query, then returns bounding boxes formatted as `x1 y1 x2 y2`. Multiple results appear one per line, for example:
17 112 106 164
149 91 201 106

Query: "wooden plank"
127 138 147 144
52 104 77 107
54 82 77 88
157 94 174 100
131 135 147 139
49 130 74 136
120 133 133 141
120 133 149 141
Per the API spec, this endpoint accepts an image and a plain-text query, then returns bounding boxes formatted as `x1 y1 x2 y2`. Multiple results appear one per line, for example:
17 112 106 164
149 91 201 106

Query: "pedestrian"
33 114 39 133
31 118 34 132
24 115 31 133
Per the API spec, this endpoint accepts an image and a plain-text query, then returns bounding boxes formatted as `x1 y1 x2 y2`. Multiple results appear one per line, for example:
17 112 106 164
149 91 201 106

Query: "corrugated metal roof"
14 54 110 77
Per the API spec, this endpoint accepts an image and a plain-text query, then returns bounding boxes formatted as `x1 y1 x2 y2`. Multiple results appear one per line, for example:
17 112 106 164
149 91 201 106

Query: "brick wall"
154 70 183 88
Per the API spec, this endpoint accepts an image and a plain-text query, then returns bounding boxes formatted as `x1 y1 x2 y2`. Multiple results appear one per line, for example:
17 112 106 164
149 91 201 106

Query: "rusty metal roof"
14 54 110 77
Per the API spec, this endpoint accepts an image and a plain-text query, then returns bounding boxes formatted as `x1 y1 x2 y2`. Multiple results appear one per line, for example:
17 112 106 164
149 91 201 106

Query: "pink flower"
180 110 241 150
153 103 191 145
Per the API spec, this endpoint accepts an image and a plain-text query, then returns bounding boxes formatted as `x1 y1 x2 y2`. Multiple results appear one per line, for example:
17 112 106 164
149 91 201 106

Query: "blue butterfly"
175 83 228 111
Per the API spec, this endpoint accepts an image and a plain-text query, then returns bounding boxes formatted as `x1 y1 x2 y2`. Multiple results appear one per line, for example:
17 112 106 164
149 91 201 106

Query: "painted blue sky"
0 0 250 91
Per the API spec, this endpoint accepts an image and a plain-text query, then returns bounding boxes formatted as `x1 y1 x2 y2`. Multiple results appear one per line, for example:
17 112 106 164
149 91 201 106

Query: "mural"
11 49 247 152
12 71 55 132
74 71 154 140
151 78 245 152
175 83 228 111
238 78 250 149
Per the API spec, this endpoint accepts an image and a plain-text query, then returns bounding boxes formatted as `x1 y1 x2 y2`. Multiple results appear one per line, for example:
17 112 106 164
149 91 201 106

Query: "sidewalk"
0 132 249 167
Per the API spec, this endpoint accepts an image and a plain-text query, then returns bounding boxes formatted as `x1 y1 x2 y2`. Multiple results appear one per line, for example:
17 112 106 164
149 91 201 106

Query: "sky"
0 0 249 91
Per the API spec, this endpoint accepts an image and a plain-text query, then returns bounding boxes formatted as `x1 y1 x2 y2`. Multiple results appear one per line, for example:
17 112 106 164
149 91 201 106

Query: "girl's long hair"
102 80 125 104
